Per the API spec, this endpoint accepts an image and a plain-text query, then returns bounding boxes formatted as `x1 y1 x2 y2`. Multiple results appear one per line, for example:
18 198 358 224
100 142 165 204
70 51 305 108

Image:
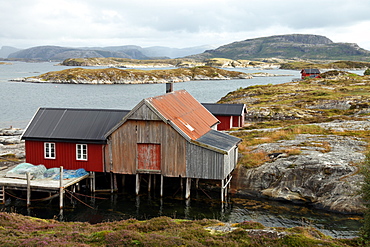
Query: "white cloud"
1 0 370 50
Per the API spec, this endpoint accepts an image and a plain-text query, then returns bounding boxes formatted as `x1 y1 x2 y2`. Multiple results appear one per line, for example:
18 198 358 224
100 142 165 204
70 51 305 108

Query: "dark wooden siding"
25 140 104 172
108 120 187 177
186 142 225 180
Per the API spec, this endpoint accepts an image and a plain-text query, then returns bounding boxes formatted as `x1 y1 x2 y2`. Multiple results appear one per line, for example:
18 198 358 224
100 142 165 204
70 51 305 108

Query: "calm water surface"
0 62 301 128
0 62 364 238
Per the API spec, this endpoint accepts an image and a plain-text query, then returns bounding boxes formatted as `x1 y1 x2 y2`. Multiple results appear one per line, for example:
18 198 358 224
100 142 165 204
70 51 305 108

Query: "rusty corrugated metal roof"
146 90 219 140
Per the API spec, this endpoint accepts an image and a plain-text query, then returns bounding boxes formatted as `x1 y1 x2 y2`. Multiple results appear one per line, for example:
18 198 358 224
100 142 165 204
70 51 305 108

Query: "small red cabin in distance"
21 108 129 172
301 68 321 79
202 103 246 131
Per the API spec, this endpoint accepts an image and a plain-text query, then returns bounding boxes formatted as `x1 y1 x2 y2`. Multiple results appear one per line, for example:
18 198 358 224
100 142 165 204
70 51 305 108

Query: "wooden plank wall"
108 119 187 177
185 142 225 180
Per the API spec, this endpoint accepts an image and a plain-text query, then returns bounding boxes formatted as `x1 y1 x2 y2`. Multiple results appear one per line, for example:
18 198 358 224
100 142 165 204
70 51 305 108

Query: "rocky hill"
190 34 370 61
6 45 213 61
0 46 20 58
7 45 146 61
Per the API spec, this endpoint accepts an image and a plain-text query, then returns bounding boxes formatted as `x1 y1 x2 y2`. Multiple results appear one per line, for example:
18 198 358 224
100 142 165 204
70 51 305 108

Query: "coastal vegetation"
280 61 370 70
220 73 370 169
0 212 363 246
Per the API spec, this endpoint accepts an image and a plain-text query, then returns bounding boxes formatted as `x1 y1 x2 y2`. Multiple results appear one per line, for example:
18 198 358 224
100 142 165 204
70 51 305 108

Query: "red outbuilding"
202 103 247 130
300 68 321 79
21 108 129 172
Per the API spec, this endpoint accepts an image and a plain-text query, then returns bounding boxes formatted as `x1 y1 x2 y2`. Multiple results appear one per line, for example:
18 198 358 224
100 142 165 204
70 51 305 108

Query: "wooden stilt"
148 174 152 192
27 172 31 207
160 175 163 197
110 172 114 193
185 178 191 199
136 174 140 195
90 171 96 193
195 178 199 189
93 172 96 192
180 178 183 191
221 179 225 202
113 173 117 191
59 166 64 209
153 175 156 191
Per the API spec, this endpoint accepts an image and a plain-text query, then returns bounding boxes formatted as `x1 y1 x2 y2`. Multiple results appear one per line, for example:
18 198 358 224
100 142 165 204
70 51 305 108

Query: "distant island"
13 66 253 84
60 57 279 69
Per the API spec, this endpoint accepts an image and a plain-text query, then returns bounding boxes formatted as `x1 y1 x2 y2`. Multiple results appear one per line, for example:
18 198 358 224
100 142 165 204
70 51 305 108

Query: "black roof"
202 103 246 116
196 129 241 152
301 68 320 74
22 108 129 144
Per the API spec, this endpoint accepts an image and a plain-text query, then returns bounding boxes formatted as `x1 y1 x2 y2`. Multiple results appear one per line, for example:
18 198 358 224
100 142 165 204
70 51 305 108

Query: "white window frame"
76 144 88 161
44 142 56 159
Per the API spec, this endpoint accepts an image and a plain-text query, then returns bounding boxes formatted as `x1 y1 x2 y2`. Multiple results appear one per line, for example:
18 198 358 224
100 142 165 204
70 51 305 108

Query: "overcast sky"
1 0 370 50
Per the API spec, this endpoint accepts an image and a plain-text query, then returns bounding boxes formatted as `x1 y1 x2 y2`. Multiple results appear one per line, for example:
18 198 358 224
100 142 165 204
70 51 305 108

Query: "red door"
137 144 161 171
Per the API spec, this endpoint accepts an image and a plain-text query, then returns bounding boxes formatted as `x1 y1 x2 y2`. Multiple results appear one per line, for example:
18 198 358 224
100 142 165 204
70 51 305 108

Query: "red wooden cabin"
202 103 246 130
21 108 129 172
301 68 321 79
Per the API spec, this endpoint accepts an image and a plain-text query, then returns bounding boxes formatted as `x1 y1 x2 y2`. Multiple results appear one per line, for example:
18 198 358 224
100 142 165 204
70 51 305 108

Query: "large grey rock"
232 133 367 214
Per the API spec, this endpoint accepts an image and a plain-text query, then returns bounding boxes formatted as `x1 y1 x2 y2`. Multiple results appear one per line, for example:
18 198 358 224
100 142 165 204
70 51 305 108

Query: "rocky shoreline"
0 127 25 163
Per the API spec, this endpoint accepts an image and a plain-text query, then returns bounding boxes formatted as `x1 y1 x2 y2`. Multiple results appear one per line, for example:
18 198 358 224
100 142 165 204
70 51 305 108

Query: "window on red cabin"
76 144 88 161
44 142 55 159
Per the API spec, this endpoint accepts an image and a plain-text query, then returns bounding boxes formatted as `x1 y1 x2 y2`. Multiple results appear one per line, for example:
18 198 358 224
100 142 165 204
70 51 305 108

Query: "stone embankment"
0 128 24 160
231 118 370 214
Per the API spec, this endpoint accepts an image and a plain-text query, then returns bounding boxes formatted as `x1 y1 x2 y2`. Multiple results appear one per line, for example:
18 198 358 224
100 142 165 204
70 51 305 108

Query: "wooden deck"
0 165 89 192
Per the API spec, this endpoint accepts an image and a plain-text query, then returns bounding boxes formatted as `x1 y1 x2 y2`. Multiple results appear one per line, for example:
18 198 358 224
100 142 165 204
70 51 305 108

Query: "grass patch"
0 212 362 246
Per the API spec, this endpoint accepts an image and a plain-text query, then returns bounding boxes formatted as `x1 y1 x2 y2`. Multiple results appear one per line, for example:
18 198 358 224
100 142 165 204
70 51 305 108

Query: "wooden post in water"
185 178 191 199
153 175 156 191
148 174 152 192
59 166 64 209
26 172 31 207
221 179 225 202
113 173 117 191
89 171 96 193
90 172 96 193
136 174 140 195
110 172 114 193
160 175 164 197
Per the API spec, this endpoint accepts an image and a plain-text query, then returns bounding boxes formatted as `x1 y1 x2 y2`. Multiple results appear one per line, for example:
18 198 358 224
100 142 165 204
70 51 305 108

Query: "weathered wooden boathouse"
106 90 241 199
20 90 241 201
